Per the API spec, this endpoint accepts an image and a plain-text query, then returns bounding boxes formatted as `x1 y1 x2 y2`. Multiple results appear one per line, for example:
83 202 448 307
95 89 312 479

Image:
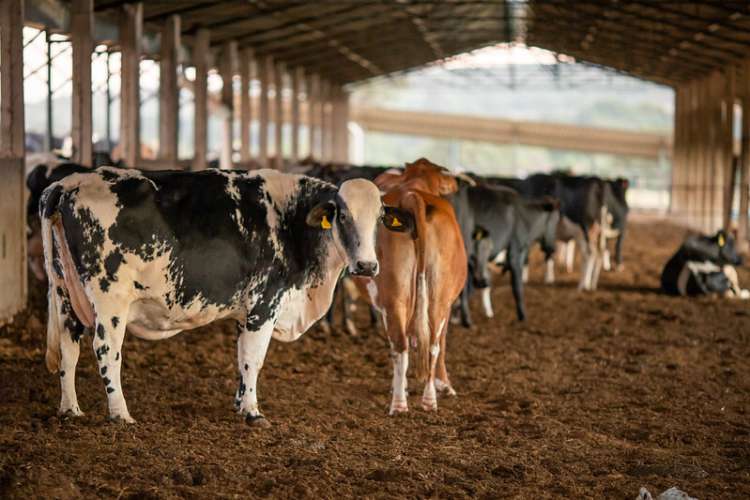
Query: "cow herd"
24 156 647 426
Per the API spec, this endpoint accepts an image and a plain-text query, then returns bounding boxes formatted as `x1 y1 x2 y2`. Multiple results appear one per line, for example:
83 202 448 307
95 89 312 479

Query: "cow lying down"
41 167 393 426
661 230 748 298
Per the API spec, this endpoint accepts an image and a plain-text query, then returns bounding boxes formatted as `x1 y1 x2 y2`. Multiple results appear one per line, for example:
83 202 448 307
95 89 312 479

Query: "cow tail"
40 185 64 373
402 191 430 382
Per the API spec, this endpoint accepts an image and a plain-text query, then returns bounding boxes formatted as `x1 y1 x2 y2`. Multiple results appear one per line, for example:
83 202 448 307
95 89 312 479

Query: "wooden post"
159 14 180 164
0 0 28 321
71 0 94 166
340 89 350 163
320 79 331 162
219 41 237 169
239 47 254 164
307 73 319 159
723 66 736 230
259 55 271 168
291 67 302 163
119 2 142 168
671 87 684 217
192 29 210 171
274 62 284 170
687 80 699 229
738 59 750 251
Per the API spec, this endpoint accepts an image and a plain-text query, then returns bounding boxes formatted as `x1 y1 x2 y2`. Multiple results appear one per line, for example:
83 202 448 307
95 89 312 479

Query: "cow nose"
353 261 379 277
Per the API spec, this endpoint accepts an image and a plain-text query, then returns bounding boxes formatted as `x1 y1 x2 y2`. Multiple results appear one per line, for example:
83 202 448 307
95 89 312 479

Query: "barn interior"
1 1 749 497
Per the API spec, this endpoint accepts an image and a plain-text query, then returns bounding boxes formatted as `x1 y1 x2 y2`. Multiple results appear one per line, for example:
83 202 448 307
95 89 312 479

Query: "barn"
1 1 749 497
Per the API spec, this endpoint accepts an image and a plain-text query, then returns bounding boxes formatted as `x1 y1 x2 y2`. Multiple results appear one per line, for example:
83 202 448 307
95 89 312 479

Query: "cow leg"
544 256 555 284
576 232 592 291
50 284 87 417
614 232 625 271
522 264 530 284
565 240 576 273
92 303 132 423
459 276 473 328
387 311 409 415
480 287 494 318
602 247 612 272
588 225 603 291
434 319 456 396
341 277 359 336
508 244 527 321
237 318 274 426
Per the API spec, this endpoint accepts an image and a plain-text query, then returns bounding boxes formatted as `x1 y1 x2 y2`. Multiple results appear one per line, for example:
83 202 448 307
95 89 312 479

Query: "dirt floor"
1 217 749 499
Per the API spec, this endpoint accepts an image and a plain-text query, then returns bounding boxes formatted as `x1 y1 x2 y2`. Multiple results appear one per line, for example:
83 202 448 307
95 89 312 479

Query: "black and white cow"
450 182 559 326
521 173 606 291
661 230 746 297
41 167 387 426
27 162 95 281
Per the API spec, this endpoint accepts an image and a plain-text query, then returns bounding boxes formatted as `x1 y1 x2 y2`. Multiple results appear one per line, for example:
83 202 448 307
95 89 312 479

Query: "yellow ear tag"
391 217 402 227
321 215 332 229
719 234 725 247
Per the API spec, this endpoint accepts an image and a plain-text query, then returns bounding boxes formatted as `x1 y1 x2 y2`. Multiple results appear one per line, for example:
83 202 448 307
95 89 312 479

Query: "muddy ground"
1 218 749 499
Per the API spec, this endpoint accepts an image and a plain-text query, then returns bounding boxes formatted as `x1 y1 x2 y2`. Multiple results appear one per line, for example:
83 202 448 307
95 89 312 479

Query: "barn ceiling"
66 1 750 87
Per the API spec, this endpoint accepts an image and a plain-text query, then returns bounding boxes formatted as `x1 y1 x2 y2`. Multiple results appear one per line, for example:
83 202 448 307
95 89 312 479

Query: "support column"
274 62 284 170
0 0 27 320
307 73 319 160
159 14 180 165
219 41 237 169
723 66 736 230
71 0 93 166
239 47 254 164
192 29 209 170
320 79 331 162
259 55 271 168
739 59 750 251
119 2 142 168
290 67 302 163
671 87 684 218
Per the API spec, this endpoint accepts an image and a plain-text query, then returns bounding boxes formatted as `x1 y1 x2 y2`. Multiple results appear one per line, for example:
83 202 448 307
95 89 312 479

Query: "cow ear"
382 206 415 237
306 201 336 229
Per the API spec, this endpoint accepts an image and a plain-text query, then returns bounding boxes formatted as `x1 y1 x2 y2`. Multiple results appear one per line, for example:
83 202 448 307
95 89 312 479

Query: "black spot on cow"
97 324 105 339
103 376 111 386
56 286 64 297
99 277 110 292
99 250 124 291
100 168 120 183
244 363 248 371
106 387 115 394
112 316 119 328
100 366 107 376
115 352 120 361
60 370 65 378
134 281 145 290
238 379 246 398
95 344 110 361
59 202 106 282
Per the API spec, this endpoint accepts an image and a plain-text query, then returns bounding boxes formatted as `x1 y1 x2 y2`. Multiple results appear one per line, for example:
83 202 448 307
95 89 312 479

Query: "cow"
661 230 747 298
40 167 390 426
520 173 606 291
601 178 629 272
450 182 559 326
353 158 467 414
26 162 96 281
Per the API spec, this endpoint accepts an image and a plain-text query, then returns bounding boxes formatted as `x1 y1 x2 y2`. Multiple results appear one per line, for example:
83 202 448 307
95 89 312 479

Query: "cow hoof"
345 319 358 337
59 408 84 419
421 398 438 412
245 414 271 428
434 379 456 397
107 414 136 424
389 401 408 415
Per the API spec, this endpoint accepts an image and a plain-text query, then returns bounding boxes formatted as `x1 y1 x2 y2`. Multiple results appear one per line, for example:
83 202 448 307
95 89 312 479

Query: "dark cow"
520 173 606 291
601 178 629 271
450 183 559 326
41 167 388 426
297 162 397 186
661 230 746 297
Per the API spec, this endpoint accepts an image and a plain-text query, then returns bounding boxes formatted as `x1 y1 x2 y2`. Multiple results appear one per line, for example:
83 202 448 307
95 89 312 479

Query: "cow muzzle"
350 260 379 277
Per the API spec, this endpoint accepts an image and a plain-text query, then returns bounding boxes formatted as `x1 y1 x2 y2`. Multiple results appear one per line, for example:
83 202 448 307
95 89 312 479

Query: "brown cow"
354 158 467 414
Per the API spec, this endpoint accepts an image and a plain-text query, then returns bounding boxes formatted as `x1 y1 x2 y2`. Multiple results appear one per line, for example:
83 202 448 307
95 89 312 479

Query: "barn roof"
32 1 750 87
